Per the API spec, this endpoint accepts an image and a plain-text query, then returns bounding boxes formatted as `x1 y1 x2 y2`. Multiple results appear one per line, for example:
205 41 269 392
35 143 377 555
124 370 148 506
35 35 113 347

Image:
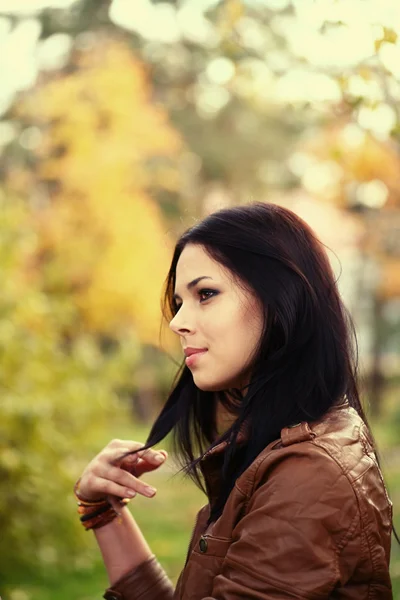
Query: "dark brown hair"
132 203 394 532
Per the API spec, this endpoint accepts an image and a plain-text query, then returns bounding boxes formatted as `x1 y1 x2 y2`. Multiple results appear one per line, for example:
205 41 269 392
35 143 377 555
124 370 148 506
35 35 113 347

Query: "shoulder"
241 440 357 524
230 436 360 577
239 402 369 490
236 404 363 532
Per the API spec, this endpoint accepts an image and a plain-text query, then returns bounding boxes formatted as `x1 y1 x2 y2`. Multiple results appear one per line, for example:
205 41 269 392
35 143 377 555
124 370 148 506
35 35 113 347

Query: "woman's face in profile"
169 243 264 392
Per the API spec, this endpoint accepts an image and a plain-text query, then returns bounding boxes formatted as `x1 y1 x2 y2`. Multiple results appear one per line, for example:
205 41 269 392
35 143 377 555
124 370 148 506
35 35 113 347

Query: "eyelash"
174 288 218 312
198 288 218 302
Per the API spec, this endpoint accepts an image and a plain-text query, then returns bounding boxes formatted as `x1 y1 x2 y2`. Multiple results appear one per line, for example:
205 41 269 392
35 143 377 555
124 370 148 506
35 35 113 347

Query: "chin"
193 375 237 392
193 381 220 392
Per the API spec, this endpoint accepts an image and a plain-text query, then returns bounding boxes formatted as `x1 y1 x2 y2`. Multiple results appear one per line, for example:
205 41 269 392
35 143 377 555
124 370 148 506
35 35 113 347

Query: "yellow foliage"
0 191 140 581
15 37 182 344
218 0 244 34
304 122 400 209
303 122 400 300
379 257 400 299
374 27 398 52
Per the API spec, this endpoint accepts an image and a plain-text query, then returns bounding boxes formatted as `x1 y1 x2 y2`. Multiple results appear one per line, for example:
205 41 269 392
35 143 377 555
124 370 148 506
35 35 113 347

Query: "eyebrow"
173 276 213 301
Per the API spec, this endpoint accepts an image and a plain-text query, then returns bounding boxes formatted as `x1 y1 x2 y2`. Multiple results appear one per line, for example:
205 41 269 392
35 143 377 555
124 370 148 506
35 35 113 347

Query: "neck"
215 396 238 437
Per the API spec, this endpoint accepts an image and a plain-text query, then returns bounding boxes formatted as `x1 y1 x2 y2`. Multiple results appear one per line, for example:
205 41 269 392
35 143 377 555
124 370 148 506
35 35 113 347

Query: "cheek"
212 308 262 362
230 307 263 362
197 305 231 339
192 324 261 391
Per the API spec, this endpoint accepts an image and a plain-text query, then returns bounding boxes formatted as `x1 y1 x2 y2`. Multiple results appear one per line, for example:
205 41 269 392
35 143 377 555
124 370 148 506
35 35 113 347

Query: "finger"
112 447 167 472
108 439 145 452
99 465 157 498
131 447 168 465
131 447 168 464
104 447 141 467
133 450 168 477
101 447 167 481
88 476 137 500
105 446 166 465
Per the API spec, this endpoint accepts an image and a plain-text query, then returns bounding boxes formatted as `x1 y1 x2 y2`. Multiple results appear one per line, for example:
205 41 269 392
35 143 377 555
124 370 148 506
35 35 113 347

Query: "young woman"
75 203 394 599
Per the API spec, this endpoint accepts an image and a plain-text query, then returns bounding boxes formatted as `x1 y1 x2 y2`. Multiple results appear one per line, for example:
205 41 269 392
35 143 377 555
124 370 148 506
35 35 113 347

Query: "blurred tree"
0 36 185 584
1 0 399 406
0 188 139 582
3 0 400 222
300 121 400 414
1 0 305 220
11 36 181 345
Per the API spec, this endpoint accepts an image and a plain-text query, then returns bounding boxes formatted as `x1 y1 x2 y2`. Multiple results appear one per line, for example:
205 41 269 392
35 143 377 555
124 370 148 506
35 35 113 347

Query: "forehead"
175 244 226 282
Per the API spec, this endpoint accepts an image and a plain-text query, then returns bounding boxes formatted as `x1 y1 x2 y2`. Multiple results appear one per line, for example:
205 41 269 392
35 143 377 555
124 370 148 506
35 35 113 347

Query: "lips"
184 347 208 357
184 347 208 368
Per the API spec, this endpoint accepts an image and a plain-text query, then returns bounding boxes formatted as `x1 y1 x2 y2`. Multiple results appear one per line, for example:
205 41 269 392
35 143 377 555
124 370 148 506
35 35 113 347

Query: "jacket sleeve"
103 504 210 600
204 450 360 600
103 555 175 600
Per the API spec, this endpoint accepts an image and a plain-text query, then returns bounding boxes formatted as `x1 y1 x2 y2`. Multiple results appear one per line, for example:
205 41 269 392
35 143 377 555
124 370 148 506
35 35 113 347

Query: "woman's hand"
78 439 168 511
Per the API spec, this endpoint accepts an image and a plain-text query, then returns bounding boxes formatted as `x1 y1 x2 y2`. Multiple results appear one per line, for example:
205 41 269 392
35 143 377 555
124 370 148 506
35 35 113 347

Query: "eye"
198 288 218 303
171 288 218 314
172 300 181 314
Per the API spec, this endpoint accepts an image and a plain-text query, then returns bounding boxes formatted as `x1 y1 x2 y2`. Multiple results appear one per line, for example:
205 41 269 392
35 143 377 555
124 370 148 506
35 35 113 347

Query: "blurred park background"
0 0 399 598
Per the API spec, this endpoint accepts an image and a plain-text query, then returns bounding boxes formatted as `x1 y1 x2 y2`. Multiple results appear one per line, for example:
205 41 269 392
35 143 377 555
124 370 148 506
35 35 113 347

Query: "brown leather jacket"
104 402 393 600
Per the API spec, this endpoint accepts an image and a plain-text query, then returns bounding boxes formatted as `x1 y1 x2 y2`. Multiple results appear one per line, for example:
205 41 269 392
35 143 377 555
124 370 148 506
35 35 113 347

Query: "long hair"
130 203 378 525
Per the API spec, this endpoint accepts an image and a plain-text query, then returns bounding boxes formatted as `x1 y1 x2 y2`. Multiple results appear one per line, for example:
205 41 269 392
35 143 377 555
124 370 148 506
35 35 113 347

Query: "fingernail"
154 454 164 463
126 490 137 498
144 486 156 497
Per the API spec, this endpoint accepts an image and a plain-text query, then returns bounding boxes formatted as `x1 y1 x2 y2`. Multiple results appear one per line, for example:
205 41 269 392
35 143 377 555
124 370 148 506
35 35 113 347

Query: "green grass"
3 394 400 600
370 382 400 598
6 470 204 600
2 423 205 600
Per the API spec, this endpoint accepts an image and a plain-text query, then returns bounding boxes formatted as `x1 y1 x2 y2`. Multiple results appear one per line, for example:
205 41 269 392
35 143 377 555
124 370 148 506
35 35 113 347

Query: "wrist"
74 477 108 504
74 477 129 531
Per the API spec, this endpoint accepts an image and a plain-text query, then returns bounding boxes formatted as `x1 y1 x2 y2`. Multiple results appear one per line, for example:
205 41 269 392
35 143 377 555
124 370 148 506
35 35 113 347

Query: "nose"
169 306 194 337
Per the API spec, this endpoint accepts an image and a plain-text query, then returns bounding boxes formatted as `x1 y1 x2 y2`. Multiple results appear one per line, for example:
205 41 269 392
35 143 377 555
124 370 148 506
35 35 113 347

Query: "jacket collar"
199 400 350 505
201 400 350 461
200 422 248 461
199 423 248 505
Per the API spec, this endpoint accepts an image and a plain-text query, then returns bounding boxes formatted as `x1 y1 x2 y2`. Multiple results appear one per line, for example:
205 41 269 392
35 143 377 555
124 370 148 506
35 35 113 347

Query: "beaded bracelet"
74 478 110 506
74 477 129 531
82 509 120 530
79 503 112 521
